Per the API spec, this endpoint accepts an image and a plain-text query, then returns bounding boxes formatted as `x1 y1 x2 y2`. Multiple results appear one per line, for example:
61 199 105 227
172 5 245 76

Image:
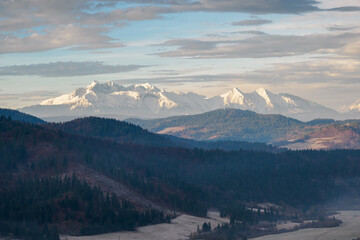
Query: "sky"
0 0 359 112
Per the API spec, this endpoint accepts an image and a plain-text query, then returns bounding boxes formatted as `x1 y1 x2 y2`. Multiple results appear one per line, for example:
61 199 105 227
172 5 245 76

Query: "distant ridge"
128 108 360 150
0 108 45 124
21 81 347 122
48 116 277 152
128 108 305 143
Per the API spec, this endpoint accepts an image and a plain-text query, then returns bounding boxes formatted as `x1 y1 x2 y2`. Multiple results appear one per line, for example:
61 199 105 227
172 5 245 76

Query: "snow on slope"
22 81 210 120
349 99 360 112
212 87 339 121
347 99 360 118
22 81 343 121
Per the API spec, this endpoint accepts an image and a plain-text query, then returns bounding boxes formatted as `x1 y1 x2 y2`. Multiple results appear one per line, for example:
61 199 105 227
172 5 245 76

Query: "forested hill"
128 109 306 142
48 116 278 152
128 108 360 149
2 116 360 239
0 108 45 124
48 117 174 147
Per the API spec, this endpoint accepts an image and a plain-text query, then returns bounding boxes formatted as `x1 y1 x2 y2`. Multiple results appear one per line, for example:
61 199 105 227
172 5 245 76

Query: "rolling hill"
128 108 360 149
0 108 45 124
47 116 278 152
128 109 308 143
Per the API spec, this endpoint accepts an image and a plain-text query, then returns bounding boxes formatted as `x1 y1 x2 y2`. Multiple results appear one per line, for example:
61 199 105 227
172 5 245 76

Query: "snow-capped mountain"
347 99 360 118
212 87 340 121
21 81 212 121
21 81 342 121
349 99 360 112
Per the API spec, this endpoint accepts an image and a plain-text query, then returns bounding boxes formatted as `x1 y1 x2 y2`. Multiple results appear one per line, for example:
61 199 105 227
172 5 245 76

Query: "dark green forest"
0 108 45 124
0 175 167 239
1 114 360 239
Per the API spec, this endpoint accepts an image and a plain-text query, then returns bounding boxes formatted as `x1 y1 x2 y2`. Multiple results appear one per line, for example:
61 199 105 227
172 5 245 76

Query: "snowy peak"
221 88 247 106
23 81 345 121
128 83 160 93
87 80 99 89
255 87 268 96
86 80 126 94
31 81 209 119
217 87 338 120
349 99 360 112
135 83 158 91
255 88 274 108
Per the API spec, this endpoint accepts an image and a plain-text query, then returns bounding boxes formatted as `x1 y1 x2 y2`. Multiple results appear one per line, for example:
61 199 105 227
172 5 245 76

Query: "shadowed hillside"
0 108 45 124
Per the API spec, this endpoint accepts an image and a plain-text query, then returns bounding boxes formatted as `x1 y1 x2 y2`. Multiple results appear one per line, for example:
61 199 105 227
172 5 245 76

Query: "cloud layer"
1 0 360 54
232 19 272 26
156 32 360 58
0 62 145 77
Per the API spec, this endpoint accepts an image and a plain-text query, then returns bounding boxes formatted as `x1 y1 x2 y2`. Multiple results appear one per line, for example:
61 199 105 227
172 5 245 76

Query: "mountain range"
4 107 360 150
21 81 360 122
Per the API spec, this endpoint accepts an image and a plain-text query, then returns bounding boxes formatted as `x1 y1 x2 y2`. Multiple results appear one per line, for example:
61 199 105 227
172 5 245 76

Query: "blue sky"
0 0 359 111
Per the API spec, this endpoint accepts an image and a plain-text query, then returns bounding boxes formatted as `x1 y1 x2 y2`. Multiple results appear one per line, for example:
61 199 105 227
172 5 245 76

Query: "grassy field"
61 211 228 240
252 211 360 240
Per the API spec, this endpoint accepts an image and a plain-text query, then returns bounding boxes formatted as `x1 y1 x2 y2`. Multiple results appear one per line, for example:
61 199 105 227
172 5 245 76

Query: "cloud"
125 0 360 15
0 0 328 53
0 25 123 54
0 0 359 55
172 0 321 14
327 6 360 12
341 40 360 56
0 0 357 33
155 32 360 58
234 59 360 86
232 19 272 26
0 61 146 77
119 58 360 86
0 90 60 102
327 25 359 32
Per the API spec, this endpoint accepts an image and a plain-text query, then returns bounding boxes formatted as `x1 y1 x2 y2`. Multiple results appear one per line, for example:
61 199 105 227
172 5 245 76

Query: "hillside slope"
128 109 307 143
284 122 360 150
2 117 360 238
48 116 278 152
0 108 45 123
128 109 360 149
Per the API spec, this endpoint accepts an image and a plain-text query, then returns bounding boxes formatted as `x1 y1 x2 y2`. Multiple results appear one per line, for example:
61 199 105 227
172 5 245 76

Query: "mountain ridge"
0 108 45 124
47 115 277 152
20 81 354 122
128 108 360 149
128 109 306 143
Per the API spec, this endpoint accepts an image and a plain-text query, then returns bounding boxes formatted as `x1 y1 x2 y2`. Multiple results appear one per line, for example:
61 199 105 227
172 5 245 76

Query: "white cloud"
156 32 360 58
232 19 272 26
0 61 146 77
0 25 123 54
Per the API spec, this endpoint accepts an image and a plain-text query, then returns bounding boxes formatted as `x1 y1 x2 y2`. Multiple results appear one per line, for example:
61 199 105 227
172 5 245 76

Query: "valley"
252 211 360 240
59 211 360 240
61 211 228 240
